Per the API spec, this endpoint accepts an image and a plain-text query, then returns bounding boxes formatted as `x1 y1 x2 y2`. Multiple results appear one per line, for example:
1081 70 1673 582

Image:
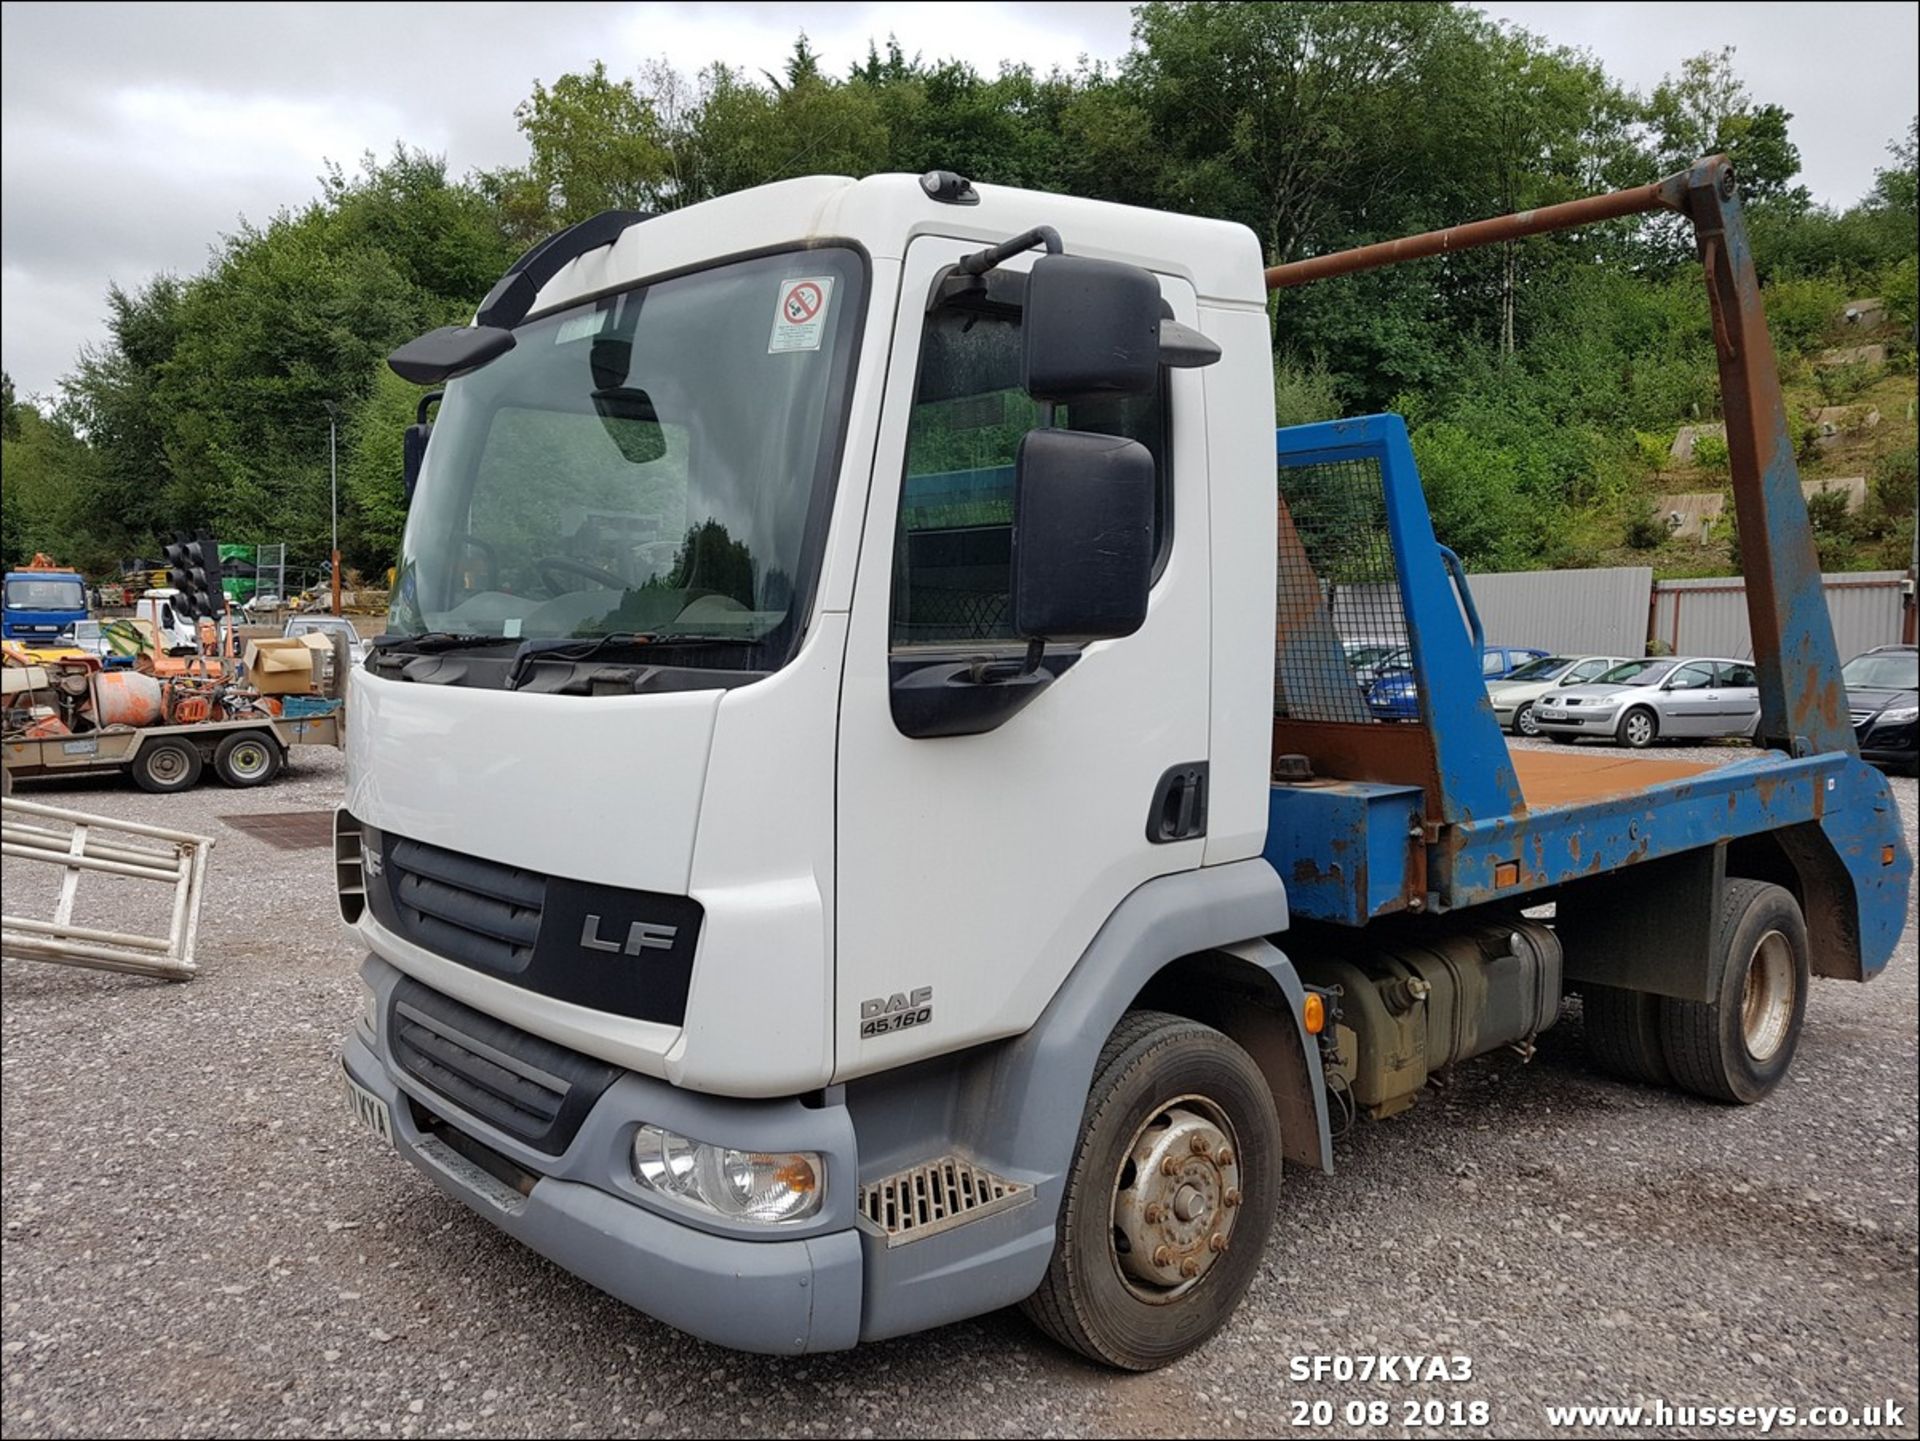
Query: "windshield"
1843 651 1918 690
1505 656 1571 683
6 577 84 611
390 249 865 667
1596 658 1674 686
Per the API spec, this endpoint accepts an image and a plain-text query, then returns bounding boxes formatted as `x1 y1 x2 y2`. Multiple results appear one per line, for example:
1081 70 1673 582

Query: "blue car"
1367 645 1550 721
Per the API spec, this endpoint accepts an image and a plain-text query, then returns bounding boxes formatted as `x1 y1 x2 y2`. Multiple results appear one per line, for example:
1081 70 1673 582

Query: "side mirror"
1011 428 1153 642
402 391 442 505
1022 255 1163 400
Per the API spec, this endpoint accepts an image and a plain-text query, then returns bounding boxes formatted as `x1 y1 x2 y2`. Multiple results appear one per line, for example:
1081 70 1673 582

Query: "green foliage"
7 26 1915 582
1623 501 1669 551
1814 361 1882 407
1692 433 1729 470
1873 442 1918 515
1273 358 1341 431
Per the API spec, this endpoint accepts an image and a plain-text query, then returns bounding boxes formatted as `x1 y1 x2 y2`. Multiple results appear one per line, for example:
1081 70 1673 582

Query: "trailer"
3 711 339 792
330 155 1909 1370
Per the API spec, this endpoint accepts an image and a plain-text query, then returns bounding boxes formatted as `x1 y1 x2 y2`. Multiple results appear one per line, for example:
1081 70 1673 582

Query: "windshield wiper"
506 631 765 689
373 631 520 655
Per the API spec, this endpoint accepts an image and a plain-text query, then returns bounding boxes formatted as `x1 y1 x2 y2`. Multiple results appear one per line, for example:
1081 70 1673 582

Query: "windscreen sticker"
768 276 835 353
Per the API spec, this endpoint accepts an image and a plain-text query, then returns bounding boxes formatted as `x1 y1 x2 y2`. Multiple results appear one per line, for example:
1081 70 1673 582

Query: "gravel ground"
3 739 1916 1440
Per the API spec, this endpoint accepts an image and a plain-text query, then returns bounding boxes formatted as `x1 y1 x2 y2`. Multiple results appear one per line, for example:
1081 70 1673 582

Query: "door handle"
1147 762 1209 844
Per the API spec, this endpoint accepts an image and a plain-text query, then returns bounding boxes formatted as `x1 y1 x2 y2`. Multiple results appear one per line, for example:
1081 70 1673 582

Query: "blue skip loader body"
1262 155 1909 1037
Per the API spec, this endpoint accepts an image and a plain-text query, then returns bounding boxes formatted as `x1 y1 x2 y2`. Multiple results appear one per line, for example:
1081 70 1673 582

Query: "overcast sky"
3 1 1915 402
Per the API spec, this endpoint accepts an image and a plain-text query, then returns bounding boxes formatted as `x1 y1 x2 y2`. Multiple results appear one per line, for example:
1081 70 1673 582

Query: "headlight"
1877 706 1918 725
631 1125 822 1223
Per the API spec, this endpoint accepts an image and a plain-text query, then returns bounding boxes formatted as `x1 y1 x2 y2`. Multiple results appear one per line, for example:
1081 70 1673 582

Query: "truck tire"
213 730 283 787
1658 880 1809 1104
1618 706 1658 749
1581 984 1672 1086
131 738 203 794
1021 1010 1280 1371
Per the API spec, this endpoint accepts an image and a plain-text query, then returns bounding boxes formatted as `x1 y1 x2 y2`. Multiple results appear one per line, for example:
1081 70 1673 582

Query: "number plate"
342 1066 394 1145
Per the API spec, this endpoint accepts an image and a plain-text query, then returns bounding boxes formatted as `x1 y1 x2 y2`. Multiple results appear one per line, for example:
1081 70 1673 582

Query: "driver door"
833 237 1214 1078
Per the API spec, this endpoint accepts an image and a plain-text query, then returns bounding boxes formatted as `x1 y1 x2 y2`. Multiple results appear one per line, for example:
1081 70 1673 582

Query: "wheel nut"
1143 1202 1165 1224
1161 1156 1180 1176
1180 1258 1201 1278
1215 1149 1233 1168
1209 1233 1228 1253
1189 1134 1211 1155
1153 1245 1173 1268
1223 1187 1242 1208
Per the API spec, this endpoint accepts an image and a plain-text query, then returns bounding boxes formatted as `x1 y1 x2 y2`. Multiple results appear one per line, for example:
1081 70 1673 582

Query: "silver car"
1533 656 1760 749
284 614 368 668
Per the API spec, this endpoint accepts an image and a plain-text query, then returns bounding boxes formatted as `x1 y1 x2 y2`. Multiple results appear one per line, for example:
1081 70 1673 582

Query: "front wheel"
1021 1010 1280 1370
1618 706 1658 749
1513 702 1541 737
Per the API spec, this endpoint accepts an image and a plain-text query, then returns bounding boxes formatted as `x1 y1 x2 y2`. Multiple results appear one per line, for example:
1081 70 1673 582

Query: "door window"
891 301 1168 647
1667 662 1715 690
1570 658 1611 682
1716 662 1757 687
1481 651 1506 676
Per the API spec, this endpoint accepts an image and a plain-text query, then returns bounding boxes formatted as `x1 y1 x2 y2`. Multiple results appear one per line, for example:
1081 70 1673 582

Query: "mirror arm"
415 390 443 426
958 225 1063 277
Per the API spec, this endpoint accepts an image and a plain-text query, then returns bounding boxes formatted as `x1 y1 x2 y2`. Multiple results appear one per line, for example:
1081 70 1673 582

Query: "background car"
1367 644 1549 720
1843 644 1918 774
1535 656 1759 748
1487 654 1631 736
1344 638 1409 688
283 613 368 669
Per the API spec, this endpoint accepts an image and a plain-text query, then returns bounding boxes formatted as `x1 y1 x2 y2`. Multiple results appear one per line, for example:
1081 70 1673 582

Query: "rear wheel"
1658 880 1809 1104
1022 1010 1280 1371
1582 984 1672 1086
131 738 203 794
213 730 283 787
1513 703 1540 737
1618 706 1658 749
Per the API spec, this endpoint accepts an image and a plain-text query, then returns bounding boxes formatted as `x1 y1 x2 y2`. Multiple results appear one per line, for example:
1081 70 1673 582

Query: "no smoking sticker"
769 276 835 353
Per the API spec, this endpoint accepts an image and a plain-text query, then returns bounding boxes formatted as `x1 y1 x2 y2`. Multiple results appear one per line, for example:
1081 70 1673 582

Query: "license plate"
343 1067 394 1145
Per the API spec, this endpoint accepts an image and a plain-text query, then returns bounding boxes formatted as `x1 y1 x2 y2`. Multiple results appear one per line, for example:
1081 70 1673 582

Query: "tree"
1648 49 1807 209
485 61 671 244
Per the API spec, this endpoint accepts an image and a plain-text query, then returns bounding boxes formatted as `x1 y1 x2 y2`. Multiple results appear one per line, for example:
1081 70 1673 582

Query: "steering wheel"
534 555 628 597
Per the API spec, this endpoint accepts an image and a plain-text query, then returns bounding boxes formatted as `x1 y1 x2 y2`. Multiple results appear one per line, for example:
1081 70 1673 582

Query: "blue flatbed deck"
1265 743 1908 979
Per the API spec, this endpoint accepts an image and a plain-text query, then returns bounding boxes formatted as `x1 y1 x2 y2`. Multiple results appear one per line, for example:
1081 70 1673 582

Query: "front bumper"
1857 717 1917 768
340 957 863 1355
1534 708 1618 734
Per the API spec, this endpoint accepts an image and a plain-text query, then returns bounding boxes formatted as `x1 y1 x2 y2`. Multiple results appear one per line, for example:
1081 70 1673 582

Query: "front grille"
858 1156 1031 1247
388 976 619 1156
386 836 545 975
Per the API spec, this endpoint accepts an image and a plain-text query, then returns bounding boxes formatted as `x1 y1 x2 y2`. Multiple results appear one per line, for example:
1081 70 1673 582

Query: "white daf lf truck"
336 166 1911 1369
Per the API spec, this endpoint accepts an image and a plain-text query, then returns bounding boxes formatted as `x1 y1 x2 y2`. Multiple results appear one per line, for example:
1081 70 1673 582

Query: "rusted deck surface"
1511 747 1720 810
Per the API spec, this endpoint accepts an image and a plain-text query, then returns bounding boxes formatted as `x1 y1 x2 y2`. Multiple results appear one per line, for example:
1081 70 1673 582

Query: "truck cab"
336 166 1910 1369
2 558 87 642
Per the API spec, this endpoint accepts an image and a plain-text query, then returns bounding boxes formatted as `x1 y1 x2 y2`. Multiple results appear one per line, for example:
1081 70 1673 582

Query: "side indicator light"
1883 845 1896 866
1494 860 1521 888
1302 992 1326 1035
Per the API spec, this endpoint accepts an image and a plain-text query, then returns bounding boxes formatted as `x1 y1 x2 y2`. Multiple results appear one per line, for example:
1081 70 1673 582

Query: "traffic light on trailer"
164 533 194 606
186 533 224 621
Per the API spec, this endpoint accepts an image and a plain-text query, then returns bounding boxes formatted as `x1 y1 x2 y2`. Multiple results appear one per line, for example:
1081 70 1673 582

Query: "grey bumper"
340 1023 862 1356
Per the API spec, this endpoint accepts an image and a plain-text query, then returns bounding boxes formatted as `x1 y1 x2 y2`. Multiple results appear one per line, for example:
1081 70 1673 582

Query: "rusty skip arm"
1264 157 1854 760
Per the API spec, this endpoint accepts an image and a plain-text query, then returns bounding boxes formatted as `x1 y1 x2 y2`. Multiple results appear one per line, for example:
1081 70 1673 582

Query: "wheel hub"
1112 1101 1241 1300
1741 929 1795 1061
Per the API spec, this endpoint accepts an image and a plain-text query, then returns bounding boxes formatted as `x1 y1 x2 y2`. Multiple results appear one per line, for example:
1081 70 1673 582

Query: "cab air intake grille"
858 1157 1031 1247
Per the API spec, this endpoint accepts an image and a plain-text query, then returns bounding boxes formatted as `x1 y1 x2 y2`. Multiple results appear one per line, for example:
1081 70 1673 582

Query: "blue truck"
1 557 88 643
336 155 1911 1369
